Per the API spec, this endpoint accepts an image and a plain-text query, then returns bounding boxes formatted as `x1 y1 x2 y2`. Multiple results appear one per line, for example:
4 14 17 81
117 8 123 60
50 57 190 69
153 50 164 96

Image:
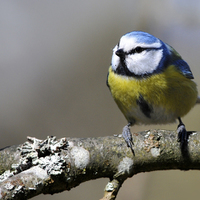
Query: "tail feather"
196 96 200 104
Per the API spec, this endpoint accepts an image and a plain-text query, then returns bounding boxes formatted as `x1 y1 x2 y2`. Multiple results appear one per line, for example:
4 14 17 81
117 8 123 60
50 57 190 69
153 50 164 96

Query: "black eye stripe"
127 47 161 55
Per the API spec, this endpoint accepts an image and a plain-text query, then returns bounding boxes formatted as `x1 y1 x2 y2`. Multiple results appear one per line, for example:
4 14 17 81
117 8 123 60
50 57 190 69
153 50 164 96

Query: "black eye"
135 47 144 53
128 46 145 54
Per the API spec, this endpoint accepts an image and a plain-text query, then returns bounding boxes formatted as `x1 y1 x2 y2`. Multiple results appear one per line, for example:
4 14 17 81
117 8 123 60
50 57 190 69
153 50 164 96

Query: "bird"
106 31 199 152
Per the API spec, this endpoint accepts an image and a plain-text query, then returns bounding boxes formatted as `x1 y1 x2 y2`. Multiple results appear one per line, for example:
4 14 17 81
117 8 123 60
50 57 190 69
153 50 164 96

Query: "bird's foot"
177 118 188 146
122 123 134 154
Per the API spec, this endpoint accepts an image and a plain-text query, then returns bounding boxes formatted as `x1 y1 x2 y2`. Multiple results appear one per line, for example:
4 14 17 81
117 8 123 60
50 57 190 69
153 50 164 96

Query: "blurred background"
1 0 200 199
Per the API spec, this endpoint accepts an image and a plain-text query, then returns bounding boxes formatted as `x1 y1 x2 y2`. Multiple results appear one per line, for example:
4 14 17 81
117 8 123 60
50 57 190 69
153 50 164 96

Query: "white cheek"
126 49 163 75
111 46 120 71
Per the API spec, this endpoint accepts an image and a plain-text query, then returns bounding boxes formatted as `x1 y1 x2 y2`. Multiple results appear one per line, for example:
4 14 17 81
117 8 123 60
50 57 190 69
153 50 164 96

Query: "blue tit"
106 31 199 152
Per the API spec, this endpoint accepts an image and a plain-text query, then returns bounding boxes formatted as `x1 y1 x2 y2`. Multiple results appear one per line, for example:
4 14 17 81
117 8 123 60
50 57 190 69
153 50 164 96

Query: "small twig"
101 179 123 200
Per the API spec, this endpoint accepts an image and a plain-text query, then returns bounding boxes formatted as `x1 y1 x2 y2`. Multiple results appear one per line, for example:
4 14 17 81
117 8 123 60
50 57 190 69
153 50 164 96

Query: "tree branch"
0 129 200 200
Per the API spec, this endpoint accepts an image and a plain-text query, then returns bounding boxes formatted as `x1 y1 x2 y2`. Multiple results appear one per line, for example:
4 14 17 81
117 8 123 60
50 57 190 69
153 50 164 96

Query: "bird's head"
111 31 170 77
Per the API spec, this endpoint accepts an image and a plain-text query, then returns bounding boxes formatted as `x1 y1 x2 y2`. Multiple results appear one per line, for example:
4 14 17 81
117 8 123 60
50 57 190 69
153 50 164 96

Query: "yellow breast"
107 65 198 124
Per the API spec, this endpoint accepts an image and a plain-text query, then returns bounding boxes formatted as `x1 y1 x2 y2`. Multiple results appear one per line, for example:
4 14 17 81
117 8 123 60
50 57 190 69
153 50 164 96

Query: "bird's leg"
177 117 188 145
122 122 134 153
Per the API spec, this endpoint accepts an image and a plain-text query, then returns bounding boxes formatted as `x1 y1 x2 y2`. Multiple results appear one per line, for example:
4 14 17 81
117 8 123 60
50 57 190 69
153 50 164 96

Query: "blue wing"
173 59 194 79
164 44 194 79
167 44 194 79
